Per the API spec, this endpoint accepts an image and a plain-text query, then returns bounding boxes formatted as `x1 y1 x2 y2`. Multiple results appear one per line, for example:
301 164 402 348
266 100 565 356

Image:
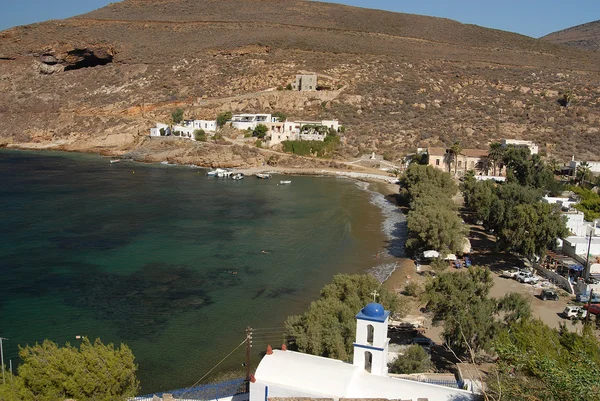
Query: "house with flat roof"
501 139 539 155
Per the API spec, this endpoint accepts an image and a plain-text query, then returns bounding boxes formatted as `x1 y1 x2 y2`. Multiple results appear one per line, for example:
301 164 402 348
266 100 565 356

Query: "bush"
193 129 207 142
255 139 263 148
171 108 184 124
217 111 232 128
389 344 432 374
403 281 423 297
286 83 293 90
253 124 268 139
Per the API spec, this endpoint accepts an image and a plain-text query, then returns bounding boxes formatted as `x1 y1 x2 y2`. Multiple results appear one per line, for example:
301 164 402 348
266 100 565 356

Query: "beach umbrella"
443 254 458 261
423 250 440 259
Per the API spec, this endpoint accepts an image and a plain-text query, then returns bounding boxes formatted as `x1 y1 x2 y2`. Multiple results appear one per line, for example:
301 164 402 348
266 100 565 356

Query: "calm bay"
0 149 403 393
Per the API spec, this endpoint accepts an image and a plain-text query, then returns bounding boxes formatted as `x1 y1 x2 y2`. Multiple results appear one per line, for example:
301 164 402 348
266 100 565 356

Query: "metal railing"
132 378 247 401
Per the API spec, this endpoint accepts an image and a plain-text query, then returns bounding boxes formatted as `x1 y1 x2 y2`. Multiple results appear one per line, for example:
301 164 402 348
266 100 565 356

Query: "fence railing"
131 378 247 401
400 376 465 390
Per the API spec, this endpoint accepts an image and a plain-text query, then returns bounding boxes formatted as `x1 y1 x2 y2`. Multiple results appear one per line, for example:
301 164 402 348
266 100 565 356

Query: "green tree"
159 127 166 136
286 83 293 90
2 338 139 401
252 124 268 139
486 320 600 401
450 141 463 176
171 108 184 124
193 129 207 142
425 267 531 356
499 202 567 258
272 111 287 121
216 111 232 128
400 164 457 202
285 274 404 361
406 205 467 254
577 161 592 186
388 345 432 374
488 142 503 176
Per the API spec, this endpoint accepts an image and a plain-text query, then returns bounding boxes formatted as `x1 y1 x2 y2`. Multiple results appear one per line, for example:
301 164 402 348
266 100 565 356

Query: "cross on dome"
370 290 380 302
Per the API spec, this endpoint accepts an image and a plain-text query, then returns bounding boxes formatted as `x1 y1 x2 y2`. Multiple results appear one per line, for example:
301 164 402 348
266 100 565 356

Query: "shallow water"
0 149 402 393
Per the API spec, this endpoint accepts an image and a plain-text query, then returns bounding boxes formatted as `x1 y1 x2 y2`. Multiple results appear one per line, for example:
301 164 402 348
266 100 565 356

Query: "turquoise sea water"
0 149 403 393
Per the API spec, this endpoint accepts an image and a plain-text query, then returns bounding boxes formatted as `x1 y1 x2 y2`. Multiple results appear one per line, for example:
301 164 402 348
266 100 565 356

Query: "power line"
180 338 246 395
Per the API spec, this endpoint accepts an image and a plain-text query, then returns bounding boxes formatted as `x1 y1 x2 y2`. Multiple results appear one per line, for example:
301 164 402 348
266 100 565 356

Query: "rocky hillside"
1 0 600 166
543 20 600 51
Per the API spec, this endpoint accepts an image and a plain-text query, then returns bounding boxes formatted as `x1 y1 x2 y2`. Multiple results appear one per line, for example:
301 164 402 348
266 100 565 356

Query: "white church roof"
251 350 476 401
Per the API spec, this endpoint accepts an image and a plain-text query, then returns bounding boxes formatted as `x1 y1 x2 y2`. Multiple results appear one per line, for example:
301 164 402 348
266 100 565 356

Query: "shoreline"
2 146 409 288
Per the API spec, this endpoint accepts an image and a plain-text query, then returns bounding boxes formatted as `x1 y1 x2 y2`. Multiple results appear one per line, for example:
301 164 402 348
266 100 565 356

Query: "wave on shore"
353 181 408 282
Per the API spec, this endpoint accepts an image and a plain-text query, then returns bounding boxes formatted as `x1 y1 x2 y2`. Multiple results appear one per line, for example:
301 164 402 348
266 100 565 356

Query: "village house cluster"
149 112 340 147
423 139 539 180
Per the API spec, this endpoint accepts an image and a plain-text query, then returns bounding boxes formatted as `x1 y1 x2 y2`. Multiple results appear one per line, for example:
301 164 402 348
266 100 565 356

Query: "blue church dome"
361 303 385 317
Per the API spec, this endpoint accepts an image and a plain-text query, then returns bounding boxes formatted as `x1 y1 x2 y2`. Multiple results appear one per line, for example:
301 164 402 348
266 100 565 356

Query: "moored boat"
110 159 121 164
256 173 271 179
232 173 245 180
279 180 292 185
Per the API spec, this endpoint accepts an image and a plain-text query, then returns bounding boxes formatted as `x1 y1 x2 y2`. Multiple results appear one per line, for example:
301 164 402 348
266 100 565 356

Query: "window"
436 159 440 166
367 324 374 345
458 161 462 168
364 351 373 373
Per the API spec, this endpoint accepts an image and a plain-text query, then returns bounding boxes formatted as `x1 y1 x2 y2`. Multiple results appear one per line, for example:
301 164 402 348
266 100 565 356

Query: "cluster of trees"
463 155 568 258
0 338 138 401
400 164 466 255
426 266 600 400
425 267 531 356
285 274 403 361
571 186 600 221
216 112 233 128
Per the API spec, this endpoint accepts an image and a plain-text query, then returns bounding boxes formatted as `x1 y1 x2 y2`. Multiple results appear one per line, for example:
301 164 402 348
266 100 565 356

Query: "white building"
543 196 578 210
150 122 170 137
266 119 340 146
564 210 591 237
502 139 539 155
569 160 600 175
563 236 600 260
230 114 278 131
249 302 477 401
183 119 217 132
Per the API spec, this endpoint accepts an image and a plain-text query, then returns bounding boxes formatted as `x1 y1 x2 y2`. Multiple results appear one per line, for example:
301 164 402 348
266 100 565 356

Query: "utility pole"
585 289 594 326
585 229 593 281
245 327 253 393
0 337 7 385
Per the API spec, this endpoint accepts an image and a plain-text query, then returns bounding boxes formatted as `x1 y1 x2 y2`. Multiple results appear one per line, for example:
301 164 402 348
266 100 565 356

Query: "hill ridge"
542 19 600 51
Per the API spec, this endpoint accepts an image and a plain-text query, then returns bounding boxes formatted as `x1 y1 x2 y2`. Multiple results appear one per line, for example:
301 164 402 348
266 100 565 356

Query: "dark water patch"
265 287 298 299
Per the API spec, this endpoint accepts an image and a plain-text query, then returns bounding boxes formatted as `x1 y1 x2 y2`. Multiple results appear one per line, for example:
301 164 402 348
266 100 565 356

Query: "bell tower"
353 291 390 376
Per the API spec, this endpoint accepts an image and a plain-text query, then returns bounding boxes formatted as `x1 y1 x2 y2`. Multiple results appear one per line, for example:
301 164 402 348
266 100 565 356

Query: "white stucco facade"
502 139 539 155
563 236 600 259
569 160 600 175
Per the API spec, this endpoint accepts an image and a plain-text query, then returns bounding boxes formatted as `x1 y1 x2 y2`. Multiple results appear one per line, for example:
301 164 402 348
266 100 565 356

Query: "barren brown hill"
1 0 600 166
543 20 600 51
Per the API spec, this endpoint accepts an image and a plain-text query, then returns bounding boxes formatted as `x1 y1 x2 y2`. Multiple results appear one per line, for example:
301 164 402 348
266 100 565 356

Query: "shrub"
171 108 184 124
193 129 207 142
403 281 423 297
389 345 432 374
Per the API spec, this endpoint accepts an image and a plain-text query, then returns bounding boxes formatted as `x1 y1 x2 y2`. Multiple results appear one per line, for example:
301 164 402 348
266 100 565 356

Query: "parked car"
540 289 559 301
500 268 523 278
410 337 434 353
584 304 600 315
516 271 540 284
563 305 588 320
576 293 600 303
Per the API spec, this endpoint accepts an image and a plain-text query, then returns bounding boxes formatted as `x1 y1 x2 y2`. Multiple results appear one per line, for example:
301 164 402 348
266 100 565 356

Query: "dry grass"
1 0 600 163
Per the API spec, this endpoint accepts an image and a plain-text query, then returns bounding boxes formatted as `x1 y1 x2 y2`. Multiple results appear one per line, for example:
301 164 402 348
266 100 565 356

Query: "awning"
569 265 584 271
443 254 458 261
423 250 440 259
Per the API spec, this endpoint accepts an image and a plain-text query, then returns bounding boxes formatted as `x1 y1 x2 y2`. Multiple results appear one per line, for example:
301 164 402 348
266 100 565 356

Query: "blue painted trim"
265 385 269 401
354 343 384 351
356 315 388 323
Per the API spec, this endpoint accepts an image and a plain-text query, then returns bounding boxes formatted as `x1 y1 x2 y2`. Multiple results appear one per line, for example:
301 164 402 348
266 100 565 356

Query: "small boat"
256 173 271 179
232 173 244 180
279 180 292 185
110 159 121 164
207 168 227 177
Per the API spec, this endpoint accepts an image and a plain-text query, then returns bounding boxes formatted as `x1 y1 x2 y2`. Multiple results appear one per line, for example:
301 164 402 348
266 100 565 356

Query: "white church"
249 302 478 401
